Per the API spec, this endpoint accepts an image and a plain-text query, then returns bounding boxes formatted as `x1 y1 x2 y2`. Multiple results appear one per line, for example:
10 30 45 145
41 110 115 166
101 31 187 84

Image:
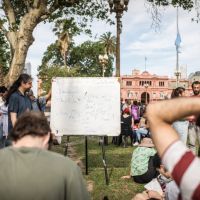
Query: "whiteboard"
50 77 121 136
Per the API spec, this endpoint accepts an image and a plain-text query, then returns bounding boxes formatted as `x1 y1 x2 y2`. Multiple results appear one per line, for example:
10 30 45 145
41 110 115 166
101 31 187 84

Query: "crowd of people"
120 80 200 200
120 81 200 148
0 74 200 199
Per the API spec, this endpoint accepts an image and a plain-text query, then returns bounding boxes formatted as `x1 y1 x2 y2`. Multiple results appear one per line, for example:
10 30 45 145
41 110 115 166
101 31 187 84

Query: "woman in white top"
0 86 8 148
171 87 189 145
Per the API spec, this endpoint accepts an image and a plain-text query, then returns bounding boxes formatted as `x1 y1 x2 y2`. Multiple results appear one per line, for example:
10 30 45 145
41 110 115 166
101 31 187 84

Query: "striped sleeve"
162 141 200 200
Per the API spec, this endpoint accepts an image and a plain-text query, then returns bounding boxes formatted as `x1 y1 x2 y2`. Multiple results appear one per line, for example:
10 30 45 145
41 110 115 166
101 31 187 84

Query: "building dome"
141 71 151 76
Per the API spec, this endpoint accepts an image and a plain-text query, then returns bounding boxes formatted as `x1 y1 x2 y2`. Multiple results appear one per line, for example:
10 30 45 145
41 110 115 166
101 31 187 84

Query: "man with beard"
188 81 200 155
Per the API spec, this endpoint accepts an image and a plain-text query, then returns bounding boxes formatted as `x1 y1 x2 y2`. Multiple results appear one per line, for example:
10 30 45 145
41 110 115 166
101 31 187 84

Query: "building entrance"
141 92 150 104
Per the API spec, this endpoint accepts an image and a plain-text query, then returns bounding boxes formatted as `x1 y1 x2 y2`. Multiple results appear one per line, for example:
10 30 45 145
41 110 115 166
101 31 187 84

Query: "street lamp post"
108 0 129 77
98 54 109 147
99 54 109 77
144 83 149 105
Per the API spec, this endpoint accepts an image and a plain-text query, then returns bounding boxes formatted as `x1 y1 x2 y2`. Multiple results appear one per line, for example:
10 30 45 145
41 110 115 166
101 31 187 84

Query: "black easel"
100 136 109 185
64 142 68 156
85 136 109 185
85 136 88 175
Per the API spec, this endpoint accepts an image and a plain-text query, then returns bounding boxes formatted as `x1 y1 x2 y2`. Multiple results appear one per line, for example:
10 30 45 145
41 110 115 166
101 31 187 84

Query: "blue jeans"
136 128 148 142
172 121 189 145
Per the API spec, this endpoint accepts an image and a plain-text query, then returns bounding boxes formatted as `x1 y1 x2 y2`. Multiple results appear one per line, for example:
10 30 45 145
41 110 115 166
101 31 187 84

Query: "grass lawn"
51 136 144 200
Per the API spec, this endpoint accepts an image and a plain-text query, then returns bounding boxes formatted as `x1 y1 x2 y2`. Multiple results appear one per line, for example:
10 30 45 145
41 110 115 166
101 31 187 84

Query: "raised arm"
146 97 200 157
45 88 51 101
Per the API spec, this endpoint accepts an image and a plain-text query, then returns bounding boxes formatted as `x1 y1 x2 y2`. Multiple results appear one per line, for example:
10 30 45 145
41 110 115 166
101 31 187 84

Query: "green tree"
68 41 113 76
147 0 200 29
38 39 114 90
0 32 10 85
148 0 194 9
39 66 79 93
0 0 112 85
99 32 116 56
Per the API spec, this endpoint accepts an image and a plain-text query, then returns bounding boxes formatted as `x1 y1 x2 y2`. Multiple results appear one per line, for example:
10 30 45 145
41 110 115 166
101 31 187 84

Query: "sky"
26 0 200 93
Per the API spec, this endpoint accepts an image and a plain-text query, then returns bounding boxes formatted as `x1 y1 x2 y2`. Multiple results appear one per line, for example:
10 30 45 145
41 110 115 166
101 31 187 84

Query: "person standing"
188 81 200 155
171 87 189 145
5 74 33 133
27 89 51 112
131 101 140 125
0 86 8 148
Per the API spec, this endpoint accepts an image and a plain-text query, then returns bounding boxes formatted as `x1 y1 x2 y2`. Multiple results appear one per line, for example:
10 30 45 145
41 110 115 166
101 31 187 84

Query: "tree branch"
40 0 78 22
48 0 60 14
23 0 31 11
33 0 42 9
2 0 16 28
0 24 15 57
37 0 59 22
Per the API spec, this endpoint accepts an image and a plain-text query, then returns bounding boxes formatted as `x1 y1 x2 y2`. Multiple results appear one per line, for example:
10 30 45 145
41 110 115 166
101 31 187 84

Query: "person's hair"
123 108 130 115
196 115 200 127
133 100 138 106
5 74 32 105
192 81 200 88
153 153 161 169
171 87 185 98
10 111 51 141
0 86 8 93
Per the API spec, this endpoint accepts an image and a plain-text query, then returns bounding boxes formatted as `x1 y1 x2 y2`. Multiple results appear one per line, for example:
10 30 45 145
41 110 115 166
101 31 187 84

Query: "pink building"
121 69 192 104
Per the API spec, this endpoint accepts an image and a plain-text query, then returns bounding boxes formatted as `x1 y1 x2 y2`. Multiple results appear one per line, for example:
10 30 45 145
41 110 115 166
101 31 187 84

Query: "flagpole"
176 6 180 87
145 56 147 71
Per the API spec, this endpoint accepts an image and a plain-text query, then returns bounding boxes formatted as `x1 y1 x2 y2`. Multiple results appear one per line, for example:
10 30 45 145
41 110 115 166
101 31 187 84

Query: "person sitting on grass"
132 160 179 200
133 108 150 146
122 137 158 184
0 111 90 200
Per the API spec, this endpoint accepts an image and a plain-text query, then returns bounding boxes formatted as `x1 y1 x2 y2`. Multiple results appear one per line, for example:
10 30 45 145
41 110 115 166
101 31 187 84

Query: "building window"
126 81 132 86
135 92 138 99
139 80 152 86
159 81 164 87
128 91 133 98
160 92 164 99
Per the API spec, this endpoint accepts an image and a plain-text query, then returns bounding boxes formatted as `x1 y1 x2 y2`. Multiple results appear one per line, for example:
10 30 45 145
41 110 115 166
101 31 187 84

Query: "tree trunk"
3 8 46 86
4 38 33 86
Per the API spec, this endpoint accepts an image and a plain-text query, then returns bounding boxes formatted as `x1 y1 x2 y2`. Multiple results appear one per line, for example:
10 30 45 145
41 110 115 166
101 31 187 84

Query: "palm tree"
99 32 116 56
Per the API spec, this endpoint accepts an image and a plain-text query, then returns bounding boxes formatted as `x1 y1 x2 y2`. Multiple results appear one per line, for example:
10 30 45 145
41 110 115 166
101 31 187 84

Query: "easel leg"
64 141 68 156
100 136 109 185
85 136 88 175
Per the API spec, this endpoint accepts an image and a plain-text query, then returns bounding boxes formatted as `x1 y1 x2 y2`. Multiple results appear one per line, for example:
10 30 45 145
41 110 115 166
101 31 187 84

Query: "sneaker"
133 142 139 146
